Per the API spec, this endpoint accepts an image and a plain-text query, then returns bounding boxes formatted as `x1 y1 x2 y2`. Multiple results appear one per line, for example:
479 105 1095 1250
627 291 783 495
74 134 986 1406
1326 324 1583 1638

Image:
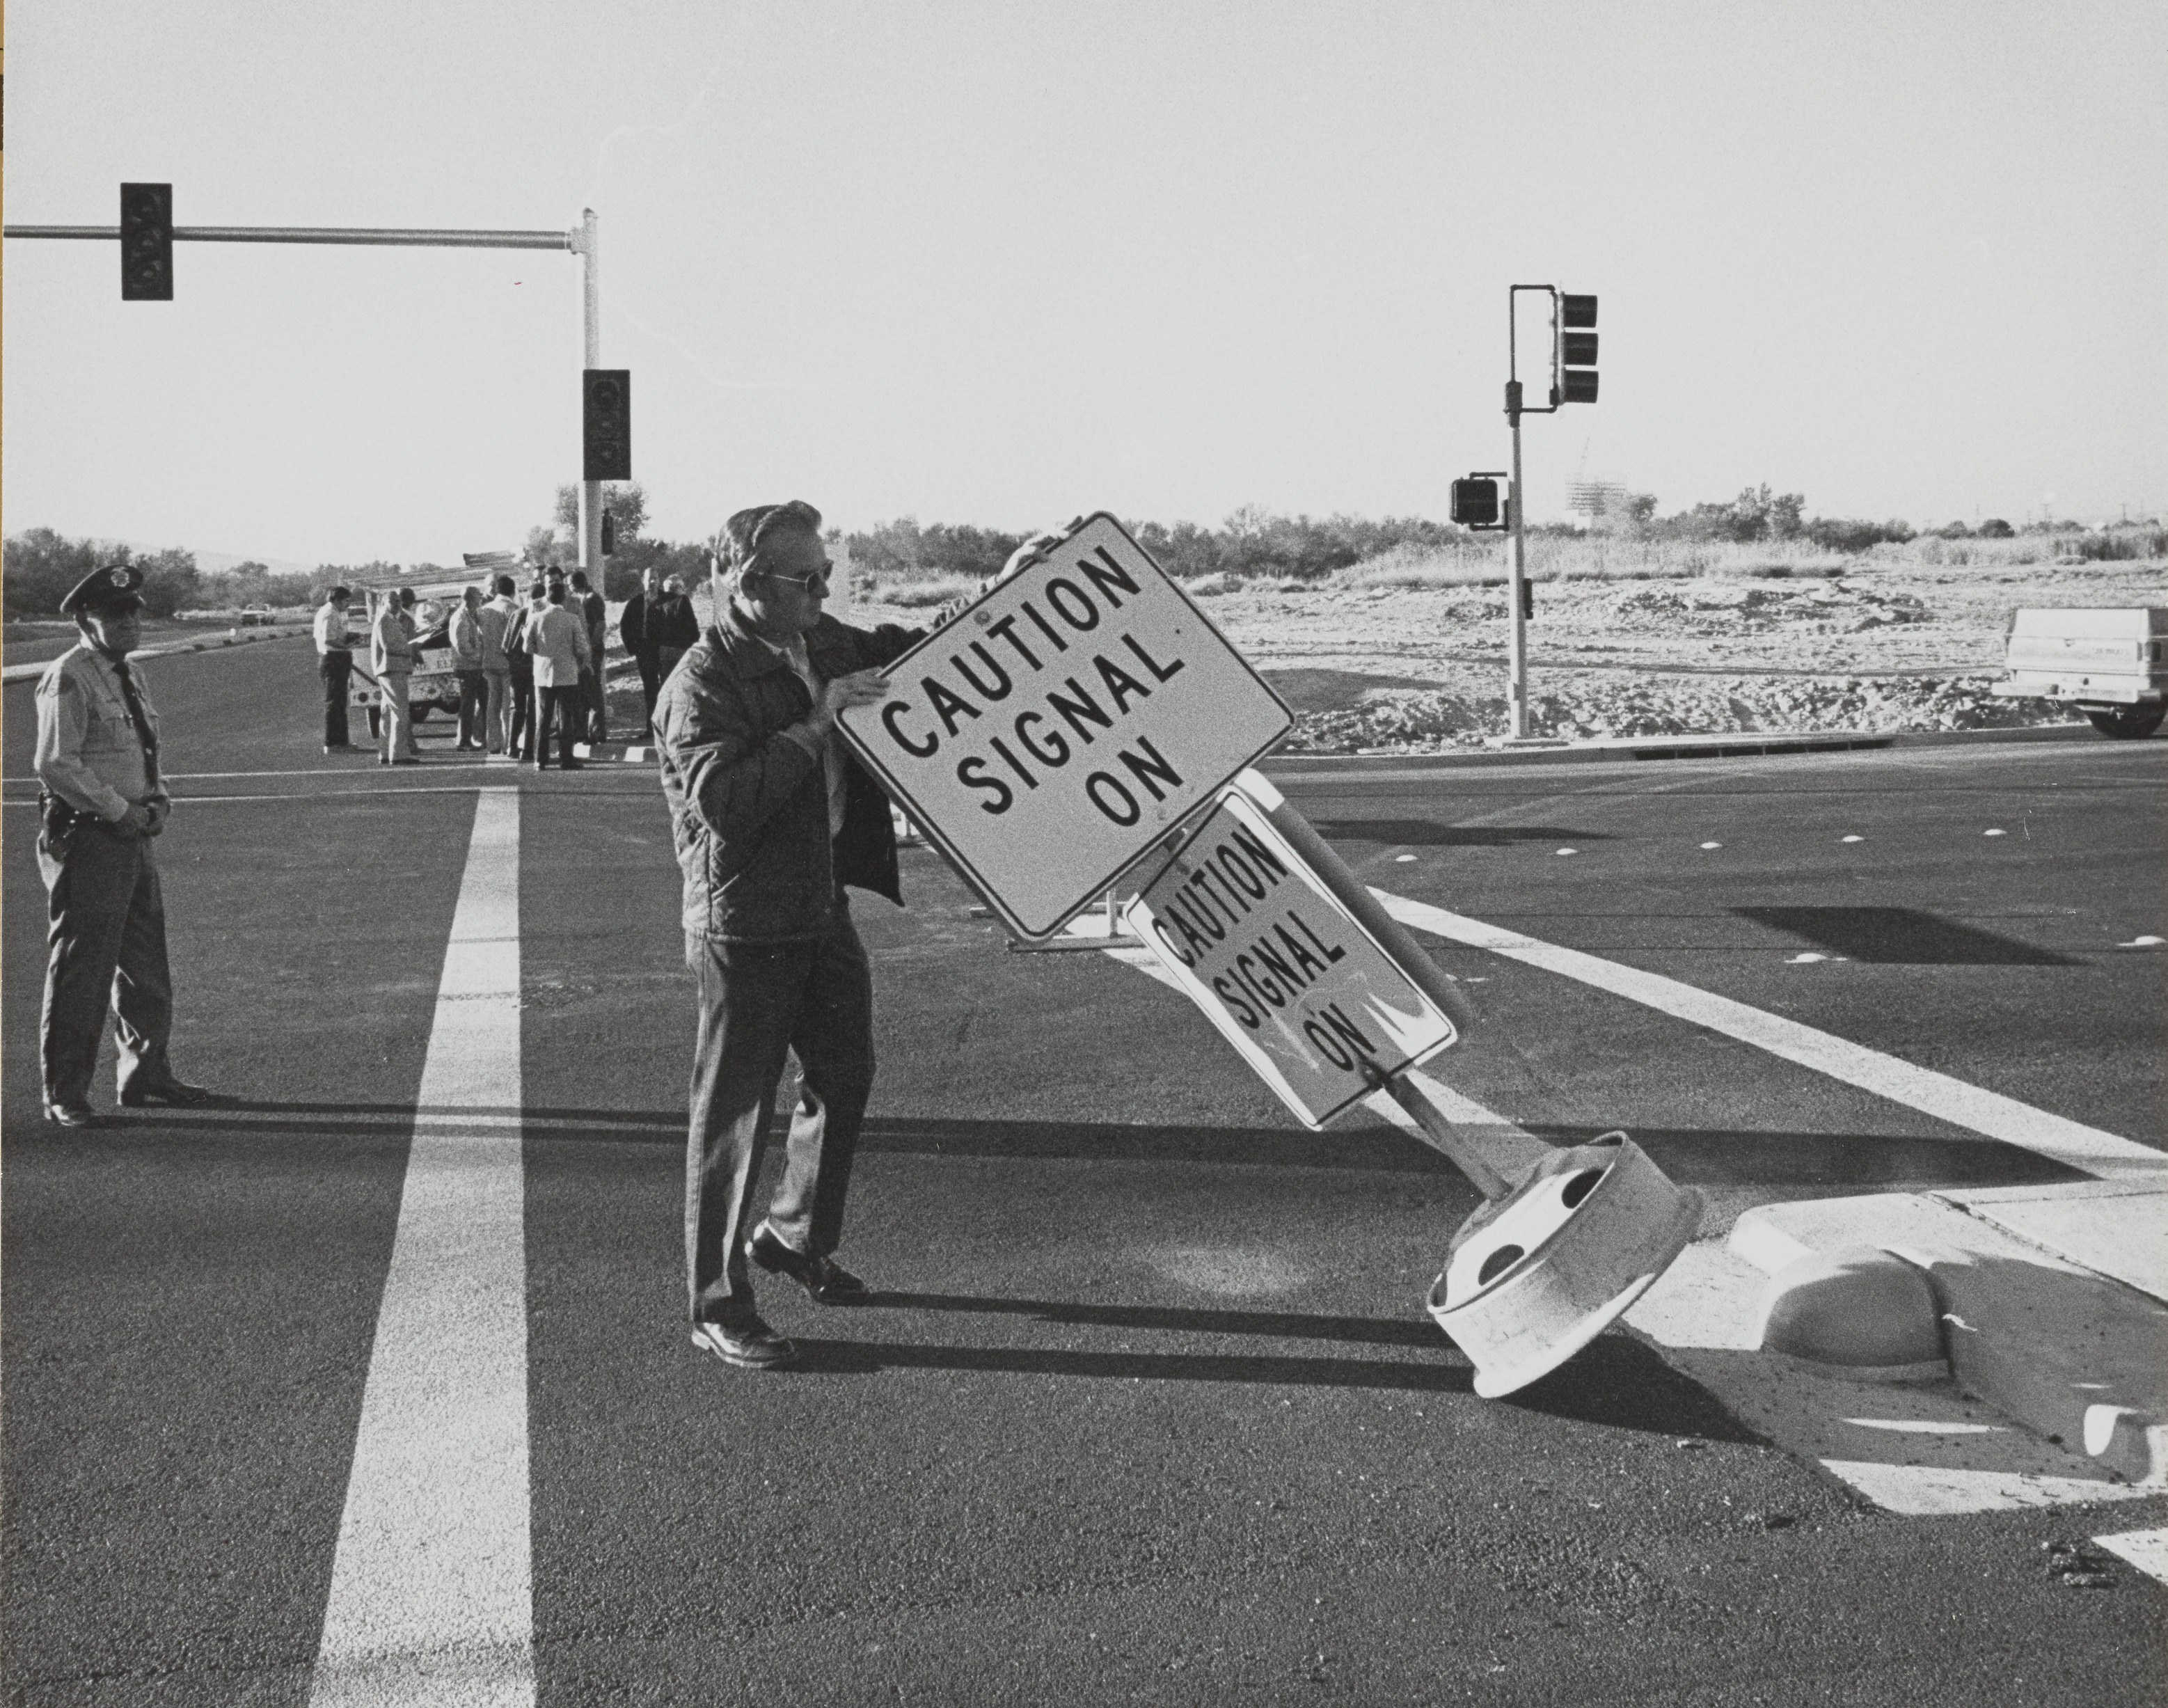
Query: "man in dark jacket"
654 500 919 1372
618 567 665 738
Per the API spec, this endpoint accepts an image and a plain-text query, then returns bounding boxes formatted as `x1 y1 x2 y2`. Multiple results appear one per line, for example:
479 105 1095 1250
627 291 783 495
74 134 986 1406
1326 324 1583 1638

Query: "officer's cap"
60 563 146 619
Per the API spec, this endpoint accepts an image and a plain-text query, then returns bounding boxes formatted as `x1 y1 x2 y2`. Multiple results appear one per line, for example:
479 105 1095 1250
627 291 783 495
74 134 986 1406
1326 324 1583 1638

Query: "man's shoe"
392 757 423 766
43 1102 99 1128
559 759 584 770
691 1316 798 1370
120 1078 223 1108
747 1221 869 1304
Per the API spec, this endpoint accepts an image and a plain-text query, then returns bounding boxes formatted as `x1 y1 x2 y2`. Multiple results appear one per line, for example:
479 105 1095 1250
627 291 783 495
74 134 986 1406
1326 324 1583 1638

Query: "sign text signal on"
838 512 1292 940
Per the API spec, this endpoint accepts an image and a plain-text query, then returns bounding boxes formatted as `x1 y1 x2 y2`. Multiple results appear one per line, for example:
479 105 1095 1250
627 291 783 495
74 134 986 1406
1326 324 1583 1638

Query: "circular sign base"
1425 1133 1703 1400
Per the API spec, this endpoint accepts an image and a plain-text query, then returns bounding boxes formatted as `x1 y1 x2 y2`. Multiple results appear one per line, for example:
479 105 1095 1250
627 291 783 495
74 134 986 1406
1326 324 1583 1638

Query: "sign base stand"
1375 1069 1703 1399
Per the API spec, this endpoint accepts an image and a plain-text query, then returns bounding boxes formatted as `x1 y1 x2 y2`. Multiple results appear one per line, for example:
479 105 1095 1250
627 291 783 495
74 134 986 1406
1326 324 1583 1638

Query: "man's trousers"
684 902 876 1325
509 667 535 759
320 651 353 748
635 650 663 735
377 670 413 762
484 667 512 753
534 685 581 767
455 669 488 748
38 819 175 1107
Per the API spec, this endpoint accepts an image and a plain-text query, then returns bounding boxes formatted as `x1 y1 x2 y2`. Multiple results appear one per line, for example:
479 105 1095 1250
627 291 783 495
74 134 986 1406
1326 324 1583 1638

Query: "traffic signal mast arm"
5 223 578 248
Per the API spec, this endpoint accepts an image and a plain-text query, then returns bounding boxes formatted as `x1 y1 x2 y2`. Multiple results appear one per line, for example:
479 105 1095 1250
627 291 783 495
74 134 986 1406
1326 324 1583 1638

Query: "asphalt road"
4 635 2163 1706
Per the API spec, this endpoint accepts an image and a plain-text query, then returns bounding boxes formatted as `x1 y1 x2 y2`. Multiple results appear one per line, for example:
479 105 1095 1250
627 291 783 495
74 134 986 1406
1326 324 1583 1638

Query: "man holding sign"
655 500 925 1372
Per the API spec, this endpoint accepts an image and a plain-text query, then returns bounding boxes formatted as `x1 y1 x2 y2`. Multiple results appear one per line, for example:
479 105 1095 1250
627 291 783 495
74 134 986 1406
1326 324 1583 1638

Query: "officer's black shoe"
746 1221 869 1304
691 1315 798 1370
120 1078 223 1108
44 1102 100 1128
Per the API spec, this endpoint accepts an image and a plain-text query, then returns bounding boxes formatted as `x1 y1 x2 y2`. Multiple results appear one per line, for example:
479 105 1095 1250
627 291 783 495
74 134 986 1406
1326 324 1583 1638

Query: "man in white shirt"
479 574 519 754
312 586 360 753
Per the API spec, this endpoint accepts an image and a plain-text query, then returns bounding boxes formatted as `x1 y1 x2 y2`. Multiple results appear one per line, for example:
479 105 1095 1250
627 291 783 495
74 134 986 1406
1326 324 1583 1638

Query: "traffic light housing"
583 369 631 481
1559 294 1597 403
120 182 173 301
601 510 617 556
1452 473 1509 531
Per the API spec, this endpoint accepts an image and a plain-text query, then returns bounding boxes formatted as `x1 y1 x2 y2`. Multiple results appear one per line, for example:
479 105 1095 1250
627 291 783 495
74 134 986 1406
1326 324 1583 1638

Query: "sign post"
837 512 1292 941
1121 767 1699 1398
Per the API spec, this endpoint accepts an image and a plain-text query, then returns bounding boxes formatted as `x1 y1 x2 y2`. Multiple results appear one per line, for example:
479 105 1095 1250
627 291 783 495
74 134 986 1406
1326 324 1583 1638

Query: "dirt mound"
1279 672 2081 754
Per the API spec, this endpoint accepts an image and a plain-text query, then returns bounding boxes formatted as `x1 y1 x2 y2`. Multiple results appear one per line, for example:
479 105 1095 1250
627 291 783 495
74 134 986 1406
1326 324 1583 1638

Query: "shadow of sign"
1311 820 1613 848
1732 906 2083 966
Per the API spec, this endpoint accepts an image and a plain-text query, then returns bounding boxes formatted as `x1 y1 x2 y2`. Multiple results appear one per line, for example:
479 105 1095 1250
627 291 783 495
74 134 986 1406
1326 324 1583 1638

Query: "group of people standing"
313 564 695 766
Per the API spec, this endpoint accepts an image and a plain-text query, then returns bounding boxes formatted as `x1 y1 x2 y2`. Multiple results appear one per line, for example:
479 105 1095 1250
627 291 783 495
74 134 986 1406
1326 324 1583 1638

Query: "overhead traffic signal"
120 182 173 301
1558 294 1597 403
583 369 631 481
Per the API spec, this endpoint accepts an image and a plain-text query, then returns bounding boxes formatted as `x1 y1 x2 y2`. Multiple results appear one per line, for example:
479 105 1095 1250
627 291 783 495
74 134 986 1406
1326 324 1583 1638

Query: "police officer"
33 564 222 1126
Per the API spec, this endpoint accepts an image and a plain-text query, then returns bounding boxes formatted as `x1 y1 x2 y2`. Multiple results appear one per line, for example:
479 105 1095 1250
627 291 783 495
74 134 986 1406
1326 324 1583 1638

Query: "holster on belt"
37 791 86 857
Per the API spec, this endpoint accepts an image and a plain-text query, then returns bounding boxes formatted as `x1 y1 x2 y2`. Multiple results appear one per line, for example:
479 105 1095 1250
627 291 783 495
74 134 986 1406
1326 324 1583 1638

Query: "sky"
5 0 2165 569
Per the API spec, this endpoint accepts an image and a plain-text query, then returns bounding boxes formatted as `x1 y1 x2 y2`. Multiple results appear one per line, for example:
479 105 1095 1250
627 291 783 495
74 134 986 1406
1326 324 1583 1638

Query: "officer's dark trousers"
320 651 352 747
635 650 662 734
684 900 875 1325
38 821 173 1107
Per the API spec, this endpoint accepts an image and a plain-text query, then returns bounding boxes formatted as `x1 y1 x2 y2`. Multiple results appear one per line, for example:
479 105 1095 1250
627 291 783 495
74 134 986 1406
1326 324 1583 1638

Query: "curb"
1262 720 2105 773
1729 1190 2168 1486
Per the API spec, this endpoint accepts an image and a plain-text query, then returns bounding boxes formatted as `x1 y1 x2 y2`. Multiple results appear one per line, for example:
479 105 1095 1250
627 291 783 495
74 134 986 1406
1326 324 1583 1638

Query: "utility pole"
573 207 604 584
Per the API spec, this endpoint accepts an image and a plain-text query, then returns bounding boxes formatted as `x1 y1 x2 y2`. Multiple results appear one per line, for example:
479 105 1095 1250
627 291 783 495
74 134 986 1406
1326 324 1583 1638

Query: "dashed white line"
309 787 535 1707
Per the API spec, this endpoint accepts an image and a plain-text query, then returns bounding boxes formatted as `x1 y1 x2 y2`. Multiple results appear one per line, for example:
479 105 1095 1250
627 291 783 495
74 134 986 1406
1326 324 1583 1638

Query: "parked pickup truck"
1991 607 2167 739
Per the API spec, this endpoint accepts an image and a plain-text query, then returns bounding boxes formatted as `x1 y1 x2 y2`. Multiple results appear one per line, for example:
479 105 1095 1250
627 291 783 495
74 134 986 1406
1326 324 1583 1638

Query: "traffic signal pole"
573 208 605 585
1505 380 1530 741
5 200 612 578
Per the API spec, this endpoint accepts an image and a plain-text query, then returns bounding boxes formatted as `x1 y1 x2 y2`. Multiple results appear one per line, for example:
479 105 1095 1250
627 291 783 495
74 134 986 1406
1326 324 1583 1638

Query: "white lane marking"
2094 1527 2168 1586
310 788 535 1708
1372 889 2168 1185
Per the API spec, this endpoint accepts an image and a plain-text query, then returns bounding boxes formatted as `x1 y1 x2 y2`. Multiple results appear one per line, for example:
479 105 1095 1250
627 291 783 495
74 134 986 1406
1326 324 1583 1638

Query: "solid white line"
310 787 535 1707
2094 1526 2168 1585
1372 889 2168 1185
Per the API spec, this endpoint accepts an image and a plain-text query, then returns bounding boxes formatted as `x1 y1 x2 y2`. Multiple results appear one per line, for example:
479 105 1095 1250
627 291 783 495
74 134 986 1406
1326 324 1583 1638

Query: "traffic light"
1457 475 1509 533
601 510 617 556
120 182 173 301
1559 294 1597 403
1452 476 1504 530
583 369 631 481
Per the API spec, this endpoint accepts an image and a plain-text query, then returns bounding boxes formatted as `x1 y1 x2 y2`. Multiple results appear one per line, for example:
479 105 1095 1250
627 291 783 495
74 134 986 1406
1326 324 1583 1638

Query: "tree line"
7 482 2148 618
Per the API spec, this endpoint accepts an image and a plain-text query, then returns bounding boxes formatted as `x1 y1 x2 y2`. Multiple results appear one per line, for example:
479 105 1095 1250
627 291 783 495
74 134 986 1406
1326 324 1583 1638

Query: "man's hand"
111 803 156 839
808 669 889 733
144 800 171 837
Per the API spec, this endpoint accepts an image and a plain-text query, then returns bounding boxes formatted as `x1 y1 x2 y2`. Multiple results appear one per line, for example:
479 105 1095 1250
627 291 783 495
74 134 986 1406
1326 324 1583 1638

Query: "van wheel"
2084 706 2165 740
367 708 381 739
411 705 432 724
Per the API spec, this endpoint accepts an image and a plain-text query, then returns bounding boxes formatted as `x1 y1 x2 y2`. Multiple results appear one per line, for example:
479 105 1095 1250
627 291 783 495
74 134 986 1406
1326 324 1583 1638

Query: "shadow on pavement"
1311 819 1615 848
867 1289 1442 1347
786 1336 1474 1392
1732 906 2084 966
1525 1125 2092 1189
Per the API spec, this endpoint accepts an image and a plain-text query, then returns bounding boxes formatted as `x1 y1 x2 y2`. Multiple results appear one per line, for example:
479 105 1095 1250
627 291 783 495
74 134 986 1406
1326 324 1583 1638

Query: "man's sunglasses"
762 564 833 592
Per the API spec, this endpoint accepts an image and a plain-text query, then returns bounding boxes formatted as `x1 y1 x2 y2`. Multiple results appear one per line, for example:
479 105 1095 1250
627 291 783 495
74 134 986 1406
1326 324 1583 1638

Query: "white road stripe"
2094 1526 2168 1585
309 788 535 1707
1372 889 2167 1185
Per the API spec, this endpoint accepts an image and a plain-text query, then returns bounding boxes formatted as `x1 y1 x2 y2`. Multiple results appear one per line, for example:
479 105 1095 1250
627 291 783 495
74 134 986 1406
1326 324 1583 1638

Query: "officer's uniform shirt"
34 645 168 824
315 602 356 656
